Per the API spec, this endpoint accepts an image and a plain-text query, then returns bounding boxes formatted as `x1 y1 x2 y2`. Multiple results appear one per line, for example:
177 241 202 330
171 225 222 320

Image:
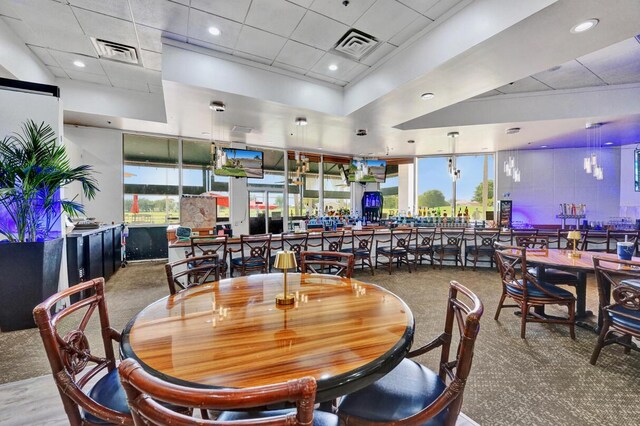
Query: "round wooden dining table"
120 273 414 402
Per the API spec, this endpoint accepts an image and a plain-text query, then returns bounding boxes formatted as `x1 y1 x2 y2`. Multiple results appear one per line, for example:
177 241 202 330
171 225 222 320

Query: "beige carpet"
1 262 639 425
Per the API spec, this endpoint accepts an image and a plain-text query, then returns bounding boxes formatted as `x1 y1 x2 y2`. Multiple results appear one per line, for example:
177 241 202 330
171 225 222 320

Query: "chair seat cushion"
528 268 578 285
338 359 448 425
465 246 494 255
608 305 640 332
432 245 460 253
218 409 339 426
341 248 370 257
620 279 640 289
506 279 574 299
231 258 265 268
377 247 408 255
413 245 434 253
83 369 130 424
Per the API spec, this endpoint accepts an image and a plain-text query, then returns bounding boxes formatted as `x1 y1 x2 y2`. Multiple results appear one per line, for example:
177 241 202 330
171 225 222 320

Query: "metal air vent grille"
91 38 139 65
332 28 379 61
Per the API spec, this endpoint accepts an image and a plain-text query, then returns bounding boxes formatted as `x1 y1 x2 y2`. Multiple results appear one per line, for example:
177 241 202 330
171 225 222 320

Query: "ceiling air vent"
332 28 379 61
231 125 253 134
91 38 139 65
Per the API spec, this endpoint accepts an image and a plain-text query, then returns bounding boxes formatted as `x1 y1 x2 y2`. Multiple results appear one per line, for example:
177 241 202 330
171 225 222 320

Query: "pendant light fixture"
584 122 604 180
447 132 461 181
291 118 310 185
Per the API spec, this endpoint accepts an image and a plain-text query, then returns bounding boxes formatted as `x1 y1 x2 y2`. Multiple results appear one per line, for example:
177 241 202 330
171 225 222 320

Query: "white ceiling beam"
0 18 53 84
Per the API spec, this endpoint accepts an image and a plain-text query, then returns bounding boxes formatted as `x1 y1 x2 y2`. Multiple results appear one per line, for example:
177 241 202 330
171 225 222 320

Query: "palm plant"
0 120 98 242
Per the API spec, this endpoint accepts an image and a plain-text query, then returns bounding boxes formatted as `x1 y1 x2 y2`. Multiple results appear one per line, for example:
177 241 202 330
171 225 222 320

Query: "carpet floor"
1 262 639 425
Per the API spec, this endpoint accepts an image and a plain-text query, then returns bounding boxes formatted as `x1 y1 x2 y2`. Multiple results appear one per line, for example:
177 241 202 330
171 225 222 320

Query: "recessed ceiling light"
541 145 548 148
407 140 415 144
571 19 598 34
73 60 85 68
421 92 435 100
328 64 338 71
604 142 614 146
209 101 226 112
208 26 221 36
295 117 307 126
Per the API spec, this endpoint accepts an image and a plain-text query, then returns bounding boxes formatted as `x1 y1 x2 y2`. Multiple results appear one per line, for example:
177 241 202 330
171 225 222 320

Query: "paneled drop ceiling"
0 0 463 91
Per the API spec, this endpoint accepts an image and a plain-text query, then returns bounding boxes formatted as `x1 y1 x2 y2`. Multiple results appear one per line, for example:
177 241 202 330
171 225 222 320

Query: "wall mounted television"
215 147 264 179
348 159 387 183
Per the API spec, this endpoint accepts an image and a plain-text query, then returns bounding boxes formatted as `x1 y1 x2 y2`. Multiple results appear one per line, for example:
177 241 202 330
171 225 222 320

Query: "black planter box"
0 238 63 331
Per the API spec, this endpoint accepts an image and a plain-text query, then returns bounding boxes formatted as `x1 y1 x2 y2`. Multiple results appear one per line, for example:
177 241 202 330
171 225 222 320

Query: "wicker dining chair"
300 251 355 278
165 254 220 295
590 256 640 365
33 278 133 426
229 234 272 276
118 359 338 425
494 243 576 339
338 281 483 426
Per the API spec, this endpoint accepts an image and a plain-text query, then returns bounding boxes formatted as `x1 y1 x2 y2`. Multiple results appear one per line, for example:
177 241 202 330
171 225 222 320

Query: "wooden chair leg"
520 303 528 339
387 255 392 275
590 322 610 365
568 301 576 340
494 293 506 320
623 335 632 354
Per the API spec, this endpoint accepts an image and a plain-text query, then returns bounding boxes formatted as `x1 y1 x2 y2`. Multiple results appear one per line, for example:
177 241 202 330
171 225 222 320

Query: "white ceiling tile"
46 65 68 78
8 0 84 33
4 15 96 56
245 0 306 38
100 59 145 80
187 8 242 49
309 0 376 26
110 76 150 92
388 15 432 46
68 0 132 20
290 11 349 50
310 52 359 81
578 38 640 85
424 0 463 20
50 50 105 75
274 40 323 71
233 51 272 66
140 50 162 71
28 45 59 67
272 61 306 75
397 0 440 14
360 41 395 66
234 26 287 60
288 0 313 7
170 0 190 4
73 8 139 47
190 0 252 23
0 3 19 19
340 62 370 81
137 25 186 52
306 70 338 85
186 38 234 54
354 0 421 41
129 0 189 34
333 78 349 87
532 60 606 90
66 69 112 85
496 77 552 94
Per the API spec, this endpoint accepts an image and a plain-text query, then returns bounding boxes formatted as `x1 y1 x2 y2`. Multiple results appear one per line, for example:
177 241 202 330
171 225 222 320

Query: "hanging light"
584 122 604 180
447 132 461 181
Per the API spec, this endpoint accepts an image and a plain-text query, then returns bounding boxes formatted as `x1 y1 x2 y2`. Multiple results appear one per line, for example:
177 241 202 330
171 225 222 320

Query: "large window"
124 134 180 224
288 156 320 217
323 161 350 214
182 139 229 219
380 165 399 217
417 154 494 219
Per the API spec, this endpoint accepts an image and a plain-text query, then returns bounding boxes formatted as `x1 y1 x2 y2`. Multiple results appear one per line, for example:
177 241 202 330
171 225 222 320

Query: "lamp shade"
567 231 582 241
274 251 297 270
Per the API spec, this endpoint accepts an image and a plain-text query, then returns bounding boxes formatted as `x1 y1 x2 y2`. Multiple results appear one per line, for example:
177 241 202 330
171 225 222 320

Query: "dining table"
507 248 640 331
120 273 414 402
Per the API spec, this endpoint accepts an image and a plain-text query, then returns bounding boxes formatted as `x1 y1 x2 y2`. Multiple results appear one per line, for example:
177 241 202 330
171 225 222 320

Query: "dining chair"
229 234 272 276
434 229 464 270
165 254 220 295
410 227 436 269
590 256 640 365
494 243 576 339
516 234 580 289
606 230 639 255
580 230 608 252
307 230 345 255
270 232 309 272
118 359 339 426
375 228 413 274
338 281 483 425
465 229 500 271
341 230 375 275
33 278 133 426
300 250 355 278
188 235 229 278
511 228 539 244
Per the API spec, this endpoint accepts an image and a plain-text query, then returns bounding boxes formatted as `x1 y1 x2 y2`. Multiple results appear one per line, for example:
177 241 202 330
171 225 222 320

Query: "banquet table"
504 248 640 330
120 273 414 402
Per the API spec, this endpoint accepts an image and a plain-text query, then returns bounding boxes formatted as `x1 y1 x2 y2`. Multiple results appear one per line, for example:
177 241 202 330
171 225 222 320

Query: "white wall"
496 147 621 226
64 125 123 224
619 144 640 218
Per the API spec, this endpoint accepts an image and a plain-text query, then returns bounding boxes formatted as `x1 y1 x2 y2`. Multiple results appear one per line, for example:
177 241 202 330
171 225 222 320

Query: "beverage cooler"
362 191 383 222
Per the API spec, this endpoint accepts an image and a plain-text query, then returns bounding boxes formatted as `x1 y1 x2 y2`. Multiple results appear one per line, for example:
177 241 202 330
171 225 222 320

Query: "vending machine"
362 191 383 222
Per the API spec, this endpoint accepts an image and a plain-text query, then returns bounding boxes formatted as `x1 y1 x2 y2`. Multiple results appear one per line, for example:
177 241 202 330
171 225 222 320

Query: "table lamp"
567 230 582 259
273 251 296 305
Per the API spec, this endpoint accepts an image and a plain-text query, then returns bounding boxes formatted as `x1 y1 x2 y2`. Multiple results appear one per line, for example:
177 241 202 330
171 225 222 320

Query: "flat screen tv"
348 159 387 183
215 148 264 179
